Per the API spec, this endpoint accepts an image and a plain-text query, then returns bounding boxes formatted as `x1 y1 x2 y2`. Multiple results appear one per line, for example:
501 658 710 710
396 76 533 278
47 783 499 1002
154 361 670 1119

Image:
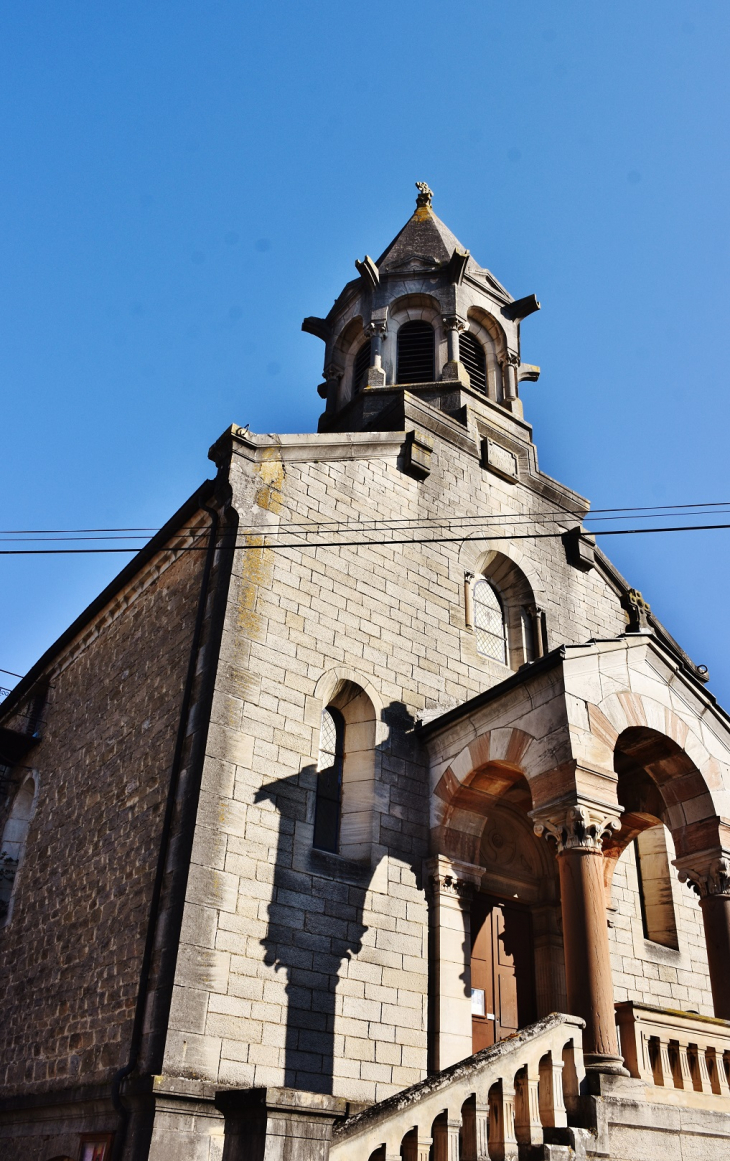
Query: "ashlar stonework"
1 185 729 1161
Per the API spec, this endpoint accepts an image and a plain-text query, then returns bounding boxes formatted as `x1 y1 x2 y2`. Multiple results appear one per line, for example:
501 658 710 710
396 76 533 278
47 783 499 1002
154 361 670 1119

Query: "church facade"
2 185 730 1161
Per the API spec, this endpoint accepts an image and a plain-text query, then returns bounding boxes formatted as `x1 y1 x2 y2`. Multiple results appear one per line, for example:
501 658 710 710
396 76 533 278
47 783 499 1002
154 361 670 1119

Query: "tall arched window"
397 320 435 383
459 331 487 393
314 707 344 853
0 774 37 925
353 339 371 395
473 580 507 663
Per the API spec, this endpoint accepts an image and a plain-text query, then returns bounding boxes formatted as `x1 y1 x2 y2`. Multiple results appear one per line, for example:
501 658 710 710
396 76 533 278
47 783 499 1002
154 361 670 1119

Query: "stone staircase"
329 1013 588 1161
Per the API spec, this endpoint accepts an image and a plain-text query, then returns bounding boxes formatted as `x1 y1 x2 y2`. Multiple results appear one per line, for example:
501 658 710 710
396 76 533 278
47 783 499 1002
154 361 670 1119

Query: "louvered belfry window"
473 580 507 663
353 339 371 394
459 331 487 394
397 320 435 383
313 707 344 853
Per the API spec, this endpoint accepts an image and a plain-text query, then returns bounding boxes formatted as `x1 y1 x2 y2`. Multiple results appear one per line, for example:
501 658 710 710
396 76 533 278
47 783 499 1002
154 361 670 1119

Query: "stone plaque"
483 438 519 482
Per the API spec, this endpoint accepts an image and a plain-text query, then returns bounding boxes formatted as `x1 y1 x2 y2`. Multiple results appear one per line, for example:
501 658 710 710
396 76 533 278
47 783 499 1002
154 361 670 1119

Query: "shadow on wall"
254 700 422 1095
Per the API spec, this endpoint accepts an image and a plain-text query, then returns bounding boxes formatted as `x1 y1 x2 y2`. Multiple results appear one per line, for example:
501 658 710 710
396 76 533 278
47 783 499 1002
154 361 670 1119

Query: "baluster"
433 1116 461 1161
695 1047 714 1094
538 1054 567 1128
488 1080 518 1161
655 1040 673 1087
514 1066 542 1146
462 1099 489 1161
717 1050 730 1097
676 1043 693 1090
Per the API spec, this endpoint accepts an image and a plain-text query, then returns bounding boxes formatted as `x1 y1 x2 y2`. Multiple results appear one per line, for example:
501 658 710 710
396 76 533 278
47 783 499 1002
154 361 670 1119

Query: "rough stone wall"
609 838 713 1015
162 419 633 1107
0 540 207 1098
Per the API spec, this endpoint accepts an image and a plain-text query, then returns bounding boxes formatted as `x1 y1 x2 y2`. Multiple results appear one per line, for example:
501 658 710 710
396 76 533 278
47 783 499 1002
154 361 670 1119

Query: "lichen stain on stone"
235 457 285 642
414 207 432 222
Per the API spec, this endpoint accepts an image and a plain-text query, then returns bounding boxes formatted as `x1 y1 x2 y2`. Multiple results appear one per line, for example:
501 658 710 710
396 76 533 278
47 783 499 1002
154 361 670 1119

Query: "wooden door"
471 894 536 1051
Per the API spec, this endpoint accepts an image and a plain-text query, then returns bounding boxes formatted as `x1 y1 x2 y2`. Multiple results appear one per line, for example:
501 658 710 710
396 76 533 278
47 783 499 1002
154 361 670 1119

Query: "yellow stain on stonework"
236 456 285 641
414 207 432 222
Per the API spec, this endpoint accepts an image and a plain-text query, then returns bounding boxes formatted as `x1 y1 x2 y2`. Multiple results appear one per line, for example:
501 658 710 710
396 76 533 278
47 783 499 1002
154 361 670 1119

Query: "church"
2 184 730 1161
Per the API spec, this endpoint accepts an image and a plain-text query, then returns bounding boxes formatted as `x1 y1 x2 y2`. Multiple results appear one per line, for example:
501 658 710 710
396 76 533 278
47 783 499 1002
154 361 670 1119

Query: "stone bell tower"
303 182 542 433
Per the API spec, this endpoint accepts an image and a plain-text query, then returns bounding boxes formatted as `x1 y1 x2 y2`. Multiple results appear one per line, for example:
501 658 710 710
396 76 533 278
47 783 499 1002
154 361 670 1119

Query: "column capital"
323 362 344 383
499 349 521 368
365 319 387 337
677 855 730 898
531 800 622 853
441 314 466 332
425 854 485 900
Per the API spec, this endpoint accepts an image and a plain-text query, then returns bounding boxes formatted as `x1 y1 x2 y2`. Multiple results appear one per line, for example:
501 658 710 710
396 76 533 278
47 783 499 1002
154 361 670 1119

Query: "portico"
419 634 730 1074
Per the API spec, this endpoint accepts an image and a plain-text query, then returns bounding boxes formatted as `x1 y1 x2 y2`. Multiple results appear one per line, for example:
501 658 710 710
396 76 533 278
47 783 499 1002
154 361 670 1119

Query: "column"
441 316 469 385
365 320 387 387
678 856 730 1020
533 802 626 1073
426 855 485 1071
320 363 343 414
499 351 519 402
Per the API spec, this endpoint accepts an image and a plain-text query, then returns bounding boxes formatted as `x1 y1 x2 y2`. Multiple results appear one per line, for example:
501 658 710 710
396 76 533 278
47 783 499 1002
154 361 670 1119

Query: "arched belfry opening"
396 319 435 383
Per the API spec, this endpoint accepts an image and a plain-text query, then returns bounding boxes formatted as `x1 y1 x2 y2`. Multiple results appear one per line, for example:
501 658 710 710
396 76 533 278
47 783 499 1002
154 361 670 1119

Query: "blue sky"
2 1 729 703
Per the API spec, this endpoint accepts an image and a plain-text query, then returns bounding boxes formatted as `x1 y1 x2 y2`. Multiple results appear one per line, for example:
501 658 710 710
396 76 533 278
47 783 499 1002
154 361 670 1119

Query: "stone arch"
333 316 366 407
580 689 728 883
460 541 546 599
462 549 545 669
432 726 538 864
313 669 383 862
465 306 508 401
385 293 446 382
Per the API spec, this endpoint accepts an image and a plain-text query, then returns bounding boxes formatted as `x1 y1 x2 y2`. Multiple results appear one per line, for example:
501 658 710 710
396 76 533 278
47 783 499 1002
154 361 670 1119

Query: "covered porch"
418 636 730 1077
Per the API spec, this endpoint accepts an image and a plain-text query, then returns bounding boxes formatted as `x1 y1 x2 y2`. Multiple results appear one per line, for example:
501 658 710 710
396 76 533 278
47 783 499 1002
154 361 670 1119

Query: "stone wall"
0 529 208 1102
609 836 713 1015
161 415 632 1108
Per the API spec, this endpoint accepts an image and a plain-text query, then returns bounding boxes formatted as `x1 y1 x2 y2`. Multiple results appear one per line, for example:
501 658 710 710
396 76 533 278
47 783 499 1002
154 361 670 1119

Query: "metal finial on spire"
415 181 433 208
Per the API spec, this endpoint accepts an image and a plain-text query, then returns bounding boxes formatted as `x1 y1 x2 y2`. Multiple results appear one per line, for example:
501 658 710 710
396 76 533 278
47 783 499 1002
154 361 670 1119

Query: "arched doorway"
469 796 561 1051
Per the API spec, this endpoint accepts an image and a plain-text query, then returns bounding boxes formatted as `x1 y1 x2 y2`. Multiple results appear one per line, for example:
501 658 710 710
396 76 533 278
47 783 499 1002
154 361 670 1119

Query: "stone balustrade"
616 1001 730 1101
329 1013 585 1161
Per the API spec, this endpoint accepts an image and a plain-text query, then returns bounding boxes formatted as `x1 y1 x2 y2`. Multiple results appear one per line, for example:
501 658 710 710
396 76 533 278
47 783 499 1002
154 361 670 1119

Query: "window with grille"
459 331 487 393
473 580 507 663
353 339 371 394
314 707 344 853
396 320 435 383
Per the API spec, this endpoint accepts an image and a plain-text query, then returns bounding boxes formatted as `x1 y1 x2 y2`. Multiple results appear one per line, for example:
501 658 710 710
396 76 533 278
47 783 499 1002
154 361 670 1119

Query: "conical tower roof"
375 183 467 271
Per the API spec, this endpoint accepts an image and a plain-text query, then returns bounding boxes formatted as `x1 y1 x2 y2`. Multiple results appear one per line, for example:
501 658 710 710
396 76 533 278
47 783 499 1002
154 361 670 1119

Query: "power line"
4 500 730 538
1 523 730 555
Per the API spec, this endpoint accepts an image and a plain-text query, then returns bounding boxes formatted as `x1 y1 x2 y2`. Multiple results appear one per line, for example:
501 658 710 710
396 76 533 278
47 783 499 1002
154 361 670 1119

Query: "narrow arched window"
459 331 487 393
353 339 371 394
397 320 435 383
314 707 344 853
473 580 507 663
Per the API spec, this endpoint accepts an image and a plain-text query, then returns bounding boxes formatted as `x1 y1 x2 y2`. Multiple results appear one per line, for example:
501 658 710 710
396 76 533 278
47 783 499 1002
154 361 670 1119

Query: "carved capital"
533 803 622 853
441 314 466 332
366 319 387 337
678 857 730 898
323 363 344 383
499 350 520 368
426 855 484 902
